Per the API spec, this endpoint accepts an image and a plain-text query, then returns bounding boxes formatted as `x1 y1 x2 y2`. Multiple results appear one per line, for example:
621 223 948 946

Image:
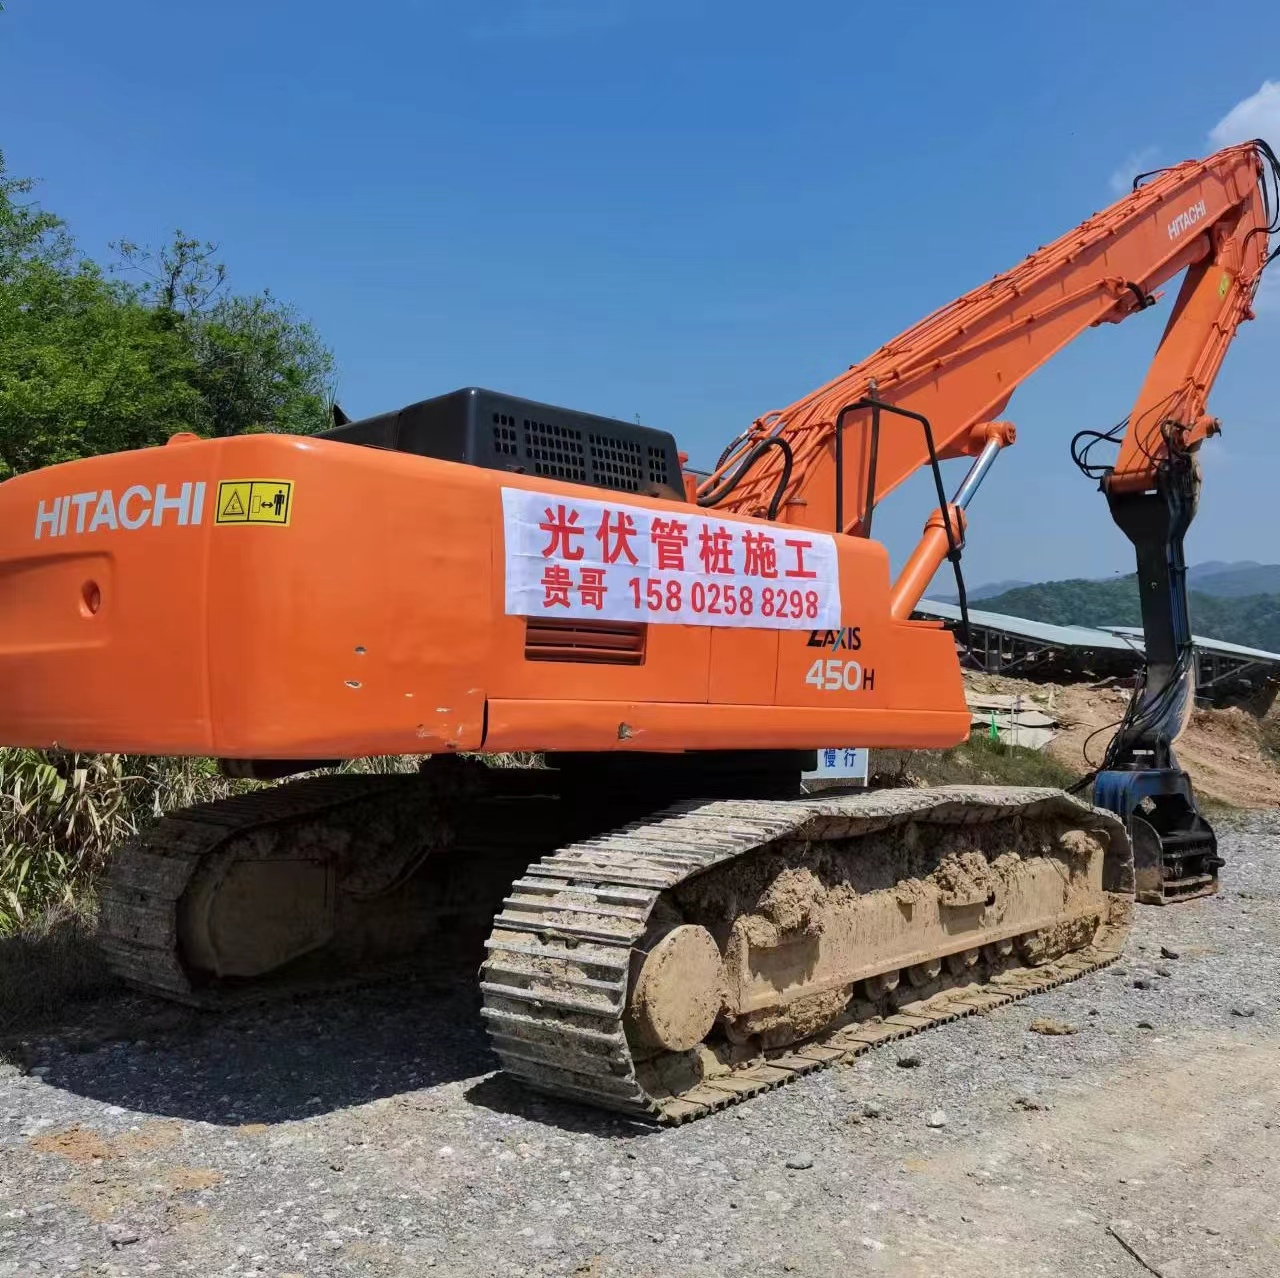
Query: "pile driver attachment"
1092 457 1222 903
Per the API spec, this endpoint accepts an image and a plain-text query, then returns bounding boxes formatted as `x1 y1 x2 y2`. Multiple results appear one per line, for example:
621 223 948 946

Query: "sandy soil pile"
965 671 1280 808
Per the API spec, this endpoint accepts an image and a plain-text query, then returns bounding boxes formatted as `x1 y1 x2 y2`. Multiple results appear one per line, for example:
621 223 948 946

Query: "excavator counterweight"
0 140 1274 1120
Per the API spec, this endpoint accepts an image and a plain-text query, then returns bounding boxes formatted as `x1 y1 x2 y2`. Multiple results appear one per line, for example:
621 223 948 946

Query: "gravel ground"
1 811 1277 1278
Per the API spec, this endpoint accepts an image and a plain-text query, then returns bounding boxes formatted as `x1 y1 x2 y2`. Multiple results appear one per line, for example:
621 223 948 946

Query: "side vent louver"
524 618 646 665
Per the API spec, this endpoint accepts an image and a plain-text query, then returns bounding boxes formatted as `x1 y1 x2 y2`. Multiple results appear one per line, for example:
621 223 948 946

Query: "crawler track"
481 786 1131 1123
99 776 1130 1124
98 774 415 1005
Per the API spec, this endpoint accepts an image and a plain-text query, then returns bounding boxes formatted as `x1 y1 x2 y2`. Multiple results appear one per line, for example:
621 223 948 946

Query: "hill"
961 578 1033 602
936 578 1032 604
1188 563 1280 597
977 576 1280 653
944 561 1280 605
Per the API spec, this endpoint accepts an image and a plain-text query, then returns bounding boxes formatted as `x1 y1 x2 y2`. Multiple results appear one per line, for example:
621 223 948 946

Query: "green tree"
114 233 335 437
0 154 202 479
0 155 336 480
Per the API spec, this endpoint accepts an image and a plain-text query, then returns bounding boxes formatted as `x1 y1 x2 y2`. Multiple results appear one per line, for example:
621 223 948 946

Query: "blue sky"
2 1 1277 587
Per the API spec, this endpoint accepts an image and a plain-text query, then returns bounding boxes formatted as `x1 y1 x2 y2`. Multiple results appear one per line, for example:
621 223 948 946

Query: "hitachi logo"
34 482 206 540
1168 200 1207 240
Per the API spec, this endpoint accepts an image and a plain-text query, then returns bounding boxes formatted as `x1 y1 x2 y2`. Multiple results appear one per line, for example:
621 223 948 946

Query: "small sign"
803 747 869 784
216 480 293 526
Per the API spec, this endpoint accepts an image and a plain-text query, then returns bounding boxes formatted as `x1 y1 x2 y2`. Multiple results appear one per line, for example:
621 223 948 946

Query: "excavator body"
0 140 1273 1120
0 410 969 761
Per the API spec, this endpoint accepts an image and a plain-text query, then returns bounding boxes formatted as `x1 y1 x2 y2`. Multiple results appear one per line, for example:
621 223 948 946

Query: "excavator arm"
698 139 1278 903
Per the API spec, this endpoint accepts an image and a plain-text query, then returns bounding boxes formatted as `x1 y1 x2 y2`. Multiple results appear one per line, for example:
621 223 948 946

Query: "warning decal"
502 486 841 629
215 480 293 526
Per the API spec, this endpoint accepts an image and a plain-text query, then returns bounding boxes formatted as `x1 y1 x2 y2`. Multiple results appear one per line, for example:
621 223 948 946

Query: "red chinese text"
742 529 779 578
541 562 573 607
539 504 585 560
596 510 640 565
698 525 735 575
578 567 608 610
650 518 688 571
784 537 817 579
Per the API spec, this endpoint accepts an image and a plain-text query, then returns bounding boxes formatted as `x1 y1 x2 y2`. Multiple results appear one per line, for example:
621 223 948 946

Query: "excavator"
0 140 1274 1123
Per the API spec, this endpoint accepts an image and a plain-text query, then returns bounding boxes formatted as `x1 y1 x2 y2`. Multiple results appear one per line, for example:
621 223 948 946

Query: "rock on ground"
0 811 1277 1277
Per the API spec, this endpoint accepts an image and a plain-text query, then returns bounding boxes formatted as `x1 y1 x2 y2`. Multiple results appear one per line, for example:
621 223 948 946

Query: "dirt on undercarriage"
962 671 1280 808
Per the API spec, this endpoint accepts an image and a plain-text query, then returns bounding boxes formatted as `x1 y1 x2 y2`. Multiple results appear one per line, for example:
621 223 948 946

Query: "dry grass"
871 733 1084 792
0 899 116 1035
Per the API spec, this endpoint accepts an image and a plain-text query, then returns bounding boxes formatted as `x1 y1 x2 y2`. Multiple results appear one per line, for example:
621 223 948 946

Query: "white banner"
502 487 841 629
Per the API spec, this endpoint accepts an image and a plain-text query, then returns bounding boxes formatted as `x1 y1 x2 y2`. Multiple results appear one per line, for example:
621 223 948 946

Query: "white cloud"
1209 85 1280 323
1109 146 1160 195
1210 81 1280 148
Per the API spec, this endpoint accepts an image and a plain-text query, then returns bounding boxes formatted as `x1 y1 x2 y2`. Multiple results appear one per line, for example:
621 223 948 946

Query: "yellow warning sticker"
215 479 293 526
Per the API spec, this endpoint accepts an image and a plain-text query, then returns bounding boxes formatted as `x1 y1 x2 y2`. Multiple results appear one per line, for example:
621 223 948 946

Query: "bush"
0 748 438 934
0 749 251 930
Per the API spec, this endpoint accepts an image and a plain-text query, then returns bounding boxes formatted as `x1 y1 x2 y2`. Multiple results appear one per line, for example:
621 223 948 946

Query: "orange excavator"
0 140 1274 1121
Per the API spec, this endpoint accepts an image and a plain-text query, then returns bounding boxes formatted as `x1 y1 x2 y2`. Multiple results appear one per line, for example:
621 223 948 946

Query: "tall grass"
0 750 253 931
0 748 493 934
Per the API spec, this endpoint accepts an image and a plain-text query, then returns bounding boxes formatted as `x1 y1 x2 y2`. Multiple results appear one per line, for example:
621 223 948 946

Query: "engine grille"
524 618 647 665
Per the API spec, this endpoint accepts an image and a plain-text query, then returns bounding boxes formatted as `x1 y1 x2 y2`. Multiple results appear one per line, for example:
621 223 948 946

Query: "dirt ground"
0 811 1277 1277
965 670 1280 808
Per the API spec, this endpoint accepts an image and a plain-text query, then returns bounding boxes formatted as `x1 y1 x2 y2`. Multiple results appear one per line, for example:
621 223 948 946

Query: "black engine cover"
321 387 684 502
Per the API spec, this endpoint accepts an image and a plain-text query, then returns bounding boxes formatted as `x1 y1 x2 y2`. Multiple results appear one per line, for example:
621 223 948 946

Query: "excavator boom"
701 141 1274 533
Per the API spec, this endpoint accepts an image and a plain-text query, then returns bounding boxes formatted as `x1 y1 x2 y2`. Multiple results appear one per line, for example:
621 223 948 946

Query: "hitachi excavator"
0 141 1274 1122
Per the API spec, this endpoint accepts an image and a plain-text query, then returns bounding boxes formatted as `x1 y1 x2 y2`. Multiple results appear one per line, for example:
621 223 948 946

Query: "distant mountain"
936 578 1031 604
976 575 1280 653
944 562 1280 606
1187 563 1280 597
1185 560 1261 581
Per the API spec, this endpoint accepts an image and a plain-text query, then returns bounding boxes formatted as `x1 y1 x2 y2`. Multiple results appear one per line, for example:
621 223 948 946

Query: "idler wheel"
629 925 725 1052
